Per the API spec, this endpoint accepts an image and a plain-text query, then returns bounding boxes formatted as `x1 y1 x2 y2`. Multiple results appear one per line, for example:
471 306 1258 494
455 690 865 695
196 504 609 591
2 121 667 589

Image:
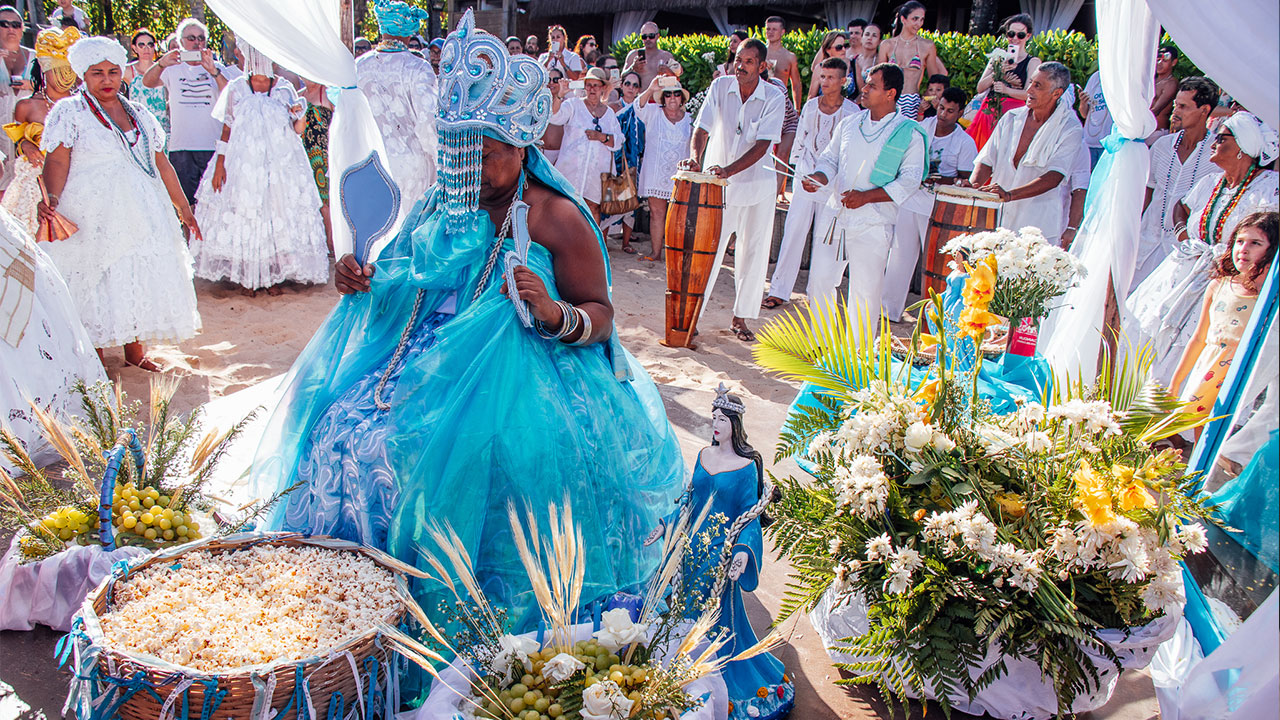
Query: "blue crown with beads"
437 9 551 148
372 0 428 37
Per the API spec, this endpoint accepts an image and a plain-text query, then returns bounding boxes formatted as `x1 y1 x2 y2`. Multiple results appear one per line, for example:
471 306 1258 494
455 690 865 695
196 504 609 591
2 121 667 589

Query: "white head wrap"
67 36 128 77
1224 112 1280 165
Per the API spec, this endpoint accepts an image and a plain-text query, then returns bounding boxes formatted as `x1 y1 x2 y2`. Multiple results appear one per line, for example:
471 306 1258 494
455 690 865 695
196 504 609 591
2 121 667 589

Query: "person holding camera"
538 25 584 81
142 18 229 208
622 22 673 90
550 67 622 221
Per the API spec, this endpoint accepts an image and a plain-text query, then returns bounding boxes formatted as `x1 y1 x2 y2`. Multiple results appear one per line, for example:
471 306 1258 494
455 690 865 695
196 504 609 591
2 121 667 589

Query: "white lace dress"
356 50 438 206
1 206 106 473
1 157 41 236
40 95 200 348
551 97 622 204
192 77 329 290
634 101 691 200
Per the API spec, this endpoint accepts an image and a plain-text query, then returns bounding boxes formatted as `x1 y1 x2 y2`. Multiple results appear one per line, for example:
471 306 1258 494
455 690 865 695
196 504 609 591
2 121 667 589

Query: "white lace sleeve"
134 103 167 151
211 76 247 127
40 95 84 153
272 78 305 120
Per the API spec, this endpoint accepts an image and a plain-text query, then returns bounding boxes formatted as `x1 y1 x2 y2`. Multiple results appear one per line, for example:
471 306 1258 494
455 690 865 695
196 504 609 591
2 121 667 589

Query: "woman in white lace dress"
38 38 200 371
633 74 691 261
1 201 105 473
550 67 621 220
193 45 328 296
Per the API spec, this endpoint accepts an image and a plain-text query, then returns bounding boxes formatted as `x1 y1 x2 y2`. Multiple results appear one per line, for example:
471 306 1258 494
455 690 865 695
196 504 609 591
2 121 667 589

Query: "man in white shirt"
970 62 1083 246
764 57 858 309
1132 77 1218 286
623 22 674 90
881 86 978 322
801 63 926 318
142 18 229 207
1078 70 1112 169
681 38 784 342
357 0 437 233
49 0 87 30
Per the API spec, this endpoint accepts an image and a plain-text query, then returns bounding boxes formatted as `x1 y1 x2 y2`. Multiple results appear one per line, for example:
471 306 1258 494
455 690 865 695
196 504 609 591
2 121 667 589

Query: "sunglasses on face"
832 43 847 51
641 33 658 40
135 40 155 47
0 20 21 29
184 35 206 42
1213 132 1235 145
1007 31 1028 39
622 81 639 88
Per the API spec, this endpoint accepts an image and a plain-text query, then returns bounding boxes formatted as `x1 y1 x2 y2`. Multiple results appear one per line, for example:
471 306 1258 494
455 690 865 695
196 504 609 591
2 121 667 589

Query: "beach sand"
0 243 1159 719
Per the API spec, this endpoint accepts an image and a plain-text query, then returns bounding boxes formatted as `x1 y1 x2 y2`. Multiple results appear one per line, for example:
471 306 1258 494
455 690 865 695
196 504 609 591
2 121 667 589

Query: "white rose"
903 422 933 454
491 634 539 681
580 680 635 720
542 652 586 683
931 430 956 452
593 608 648 652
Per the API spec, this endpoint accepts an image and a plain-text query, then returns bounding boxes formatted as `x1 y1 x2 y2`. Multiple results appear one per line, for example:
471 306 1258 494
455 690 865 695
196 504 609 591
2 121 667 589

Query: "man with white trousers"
681 38 785 342
801 63 927 318
764 57 858 310
881 86 977 321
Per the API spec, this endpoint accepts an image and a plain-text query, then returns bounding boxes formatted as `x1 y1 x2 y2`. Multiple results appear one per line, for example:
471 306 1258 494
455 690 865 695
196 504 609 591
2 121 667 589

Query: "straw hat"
658 79 690 103
583 66 609 85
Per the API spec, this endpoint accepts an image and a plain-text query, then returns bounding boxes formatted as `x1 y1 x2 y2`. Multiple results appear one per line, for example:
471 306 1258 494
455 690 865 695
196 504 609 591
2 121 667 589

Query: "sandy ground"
0 237 1160 719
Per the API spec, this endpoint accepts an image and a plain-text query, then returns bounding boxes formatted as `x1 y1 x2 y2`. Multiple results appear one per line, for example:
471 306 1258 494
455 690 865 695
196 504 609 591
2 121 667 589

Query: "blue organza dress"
678 452 794 720
250 150 685 628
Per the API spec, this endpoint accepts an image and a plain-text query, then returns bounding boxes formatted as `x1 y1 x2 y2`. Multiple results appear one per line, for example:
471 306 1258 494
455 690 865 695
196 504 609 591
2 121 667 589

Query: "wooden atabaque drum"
922 185 1003 296
662 170 726 348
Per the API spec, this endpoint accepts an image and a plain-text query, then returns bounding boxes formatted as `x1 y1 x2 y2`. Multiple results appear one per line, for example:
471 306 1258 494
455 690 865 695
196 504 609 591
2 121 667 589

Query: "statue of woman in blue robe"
247 11 684 633
662 384 794 720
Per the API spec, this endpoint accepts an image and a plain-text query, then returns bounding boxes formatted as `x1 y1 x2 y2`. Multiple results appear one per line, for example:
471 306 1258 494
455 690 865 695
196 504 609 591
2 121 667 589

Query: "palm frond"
753 301 888 397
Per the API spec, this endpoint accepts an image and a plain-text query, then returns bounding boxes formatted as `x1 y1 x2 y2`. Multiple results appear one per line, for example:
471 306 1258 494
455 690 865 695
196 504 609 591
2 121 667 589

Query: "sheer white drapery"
707 8 734 36
824 1 880 30
1147 0 1279 128
1018 0 1085 31
612 11 656 44
204 0 391 260
1040 0 1157 382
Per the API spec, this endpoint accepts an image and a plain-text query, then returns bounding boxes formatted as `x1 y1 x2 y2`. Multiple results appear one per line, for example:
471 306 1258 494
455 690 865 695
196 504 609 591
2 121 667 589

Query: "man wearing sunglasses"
143 18 229 210
622 21 673 90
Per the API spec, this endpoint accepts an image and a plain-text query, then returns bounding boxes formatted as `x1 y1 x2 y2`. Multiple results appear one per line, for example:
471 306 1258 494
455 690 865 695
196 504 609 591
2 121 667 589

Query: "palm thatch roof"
530 0 819 18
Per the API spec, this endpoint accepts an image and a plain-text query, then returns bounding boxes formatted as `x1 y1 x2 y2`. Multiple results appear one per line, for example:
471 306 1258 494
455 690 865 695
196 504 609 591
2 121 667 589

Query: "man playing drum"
965 62 1083 245
881 85 978 322
800 63 927 318
681 38 785 342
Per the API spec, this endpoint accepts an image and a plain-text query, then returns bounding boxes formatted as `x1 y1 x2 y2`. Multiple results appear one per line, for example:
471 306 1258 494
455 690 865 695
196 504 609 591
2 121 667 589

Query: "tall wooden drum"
922 186 1003 295
661 171 726 348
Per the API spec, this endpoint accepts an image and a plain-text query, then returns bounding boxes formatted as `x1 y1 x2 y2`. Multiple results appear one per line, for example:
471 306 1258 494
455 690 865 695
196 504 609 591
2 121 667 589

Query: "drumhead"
934 185 1002 203
673 169 728 186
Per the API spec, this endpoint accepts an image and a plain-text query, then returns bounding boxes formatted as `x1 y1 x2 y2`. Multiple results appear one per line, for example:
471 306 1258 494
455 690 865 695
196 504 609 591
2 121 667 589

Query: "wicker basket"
67 533 410 720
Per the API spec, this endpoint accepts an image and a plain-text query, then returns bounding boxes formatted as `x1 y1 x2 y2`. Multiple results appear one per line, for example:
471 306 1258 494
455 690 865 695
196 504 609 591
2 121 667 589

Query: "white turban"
1224 112 1280 165
67 36 128 77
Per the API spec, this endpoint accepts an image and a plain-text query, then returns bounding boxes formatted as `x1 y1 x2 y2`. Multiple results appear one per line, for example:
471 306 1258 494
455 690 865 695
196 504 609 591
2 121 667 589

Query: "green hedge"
612 28 1202 103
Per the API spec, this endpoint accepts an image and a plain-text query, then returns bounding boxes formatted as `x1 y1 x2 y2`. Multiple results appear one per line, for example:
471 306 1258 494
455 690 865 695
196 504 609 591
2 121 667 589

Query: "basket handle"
99 429 145 549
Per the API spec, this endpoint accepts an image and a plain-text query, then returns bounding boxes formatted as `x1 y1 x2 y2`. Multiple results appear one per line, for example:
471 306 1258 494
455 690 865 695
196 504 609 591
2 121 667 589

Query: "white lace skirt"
43 160 201 348
1 159 41 237
193 116 329 290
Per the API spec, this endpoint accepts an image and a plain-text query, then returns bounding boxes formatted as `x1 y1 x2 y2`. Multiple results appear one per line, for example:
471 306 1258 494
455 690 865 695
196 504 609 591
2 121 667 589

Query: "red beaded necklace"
1199 165 1260 244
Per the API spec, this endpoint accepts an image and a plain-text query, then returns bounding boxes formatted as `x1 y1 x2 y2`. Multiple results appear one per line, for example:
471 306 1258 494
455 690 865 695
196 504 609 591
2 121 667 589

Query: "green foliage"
48 1 232 54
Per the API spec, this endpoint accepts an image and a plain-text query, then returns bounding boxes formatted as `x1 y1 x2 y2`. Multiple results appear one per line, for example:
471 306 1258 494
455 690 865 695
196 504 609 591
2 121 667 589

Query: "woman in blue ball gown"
248 10 683 632
662 384 794 720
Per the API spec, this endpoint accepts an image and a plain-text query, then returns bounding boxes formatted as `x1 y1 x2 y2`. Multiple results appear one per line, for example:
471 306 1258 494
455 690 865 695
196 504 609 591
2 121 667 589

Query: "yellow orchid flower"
914 377 940 406
1117 481 1157 512
1074 461 1118 526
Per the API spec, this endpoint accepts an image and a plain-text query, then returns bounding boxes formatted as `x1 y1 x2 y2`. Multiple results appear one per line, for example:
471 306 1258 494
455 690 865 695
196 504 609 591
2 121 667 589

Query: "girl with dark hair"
968 13 1041 150
877 0 945 119
573 34 598 65
1172 211 1277 424
806 30 849 99
649 383 792 720
714 29 750 79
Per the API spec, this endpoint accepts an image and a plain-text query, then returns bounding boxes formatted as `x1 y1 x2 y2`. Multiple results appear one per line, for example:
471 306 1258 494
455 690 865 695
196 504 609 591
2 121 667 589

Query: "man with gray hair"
143 17 230 207
968 61 1083 244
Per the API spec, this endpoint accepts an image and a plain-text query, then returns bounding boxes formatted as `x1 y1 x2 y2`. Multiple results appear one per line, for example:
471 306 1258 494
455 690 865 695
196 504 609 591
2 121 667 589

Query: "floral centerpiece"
980 46 1016 121
753 299 1213 718
942 226 1086 355
388 503 777 720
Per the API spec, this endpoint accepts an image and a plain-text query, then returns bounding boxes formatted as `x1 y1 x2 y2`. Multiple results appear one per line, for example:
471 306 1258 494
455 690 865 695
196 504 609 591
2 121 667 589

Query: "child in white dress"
193 44 328 296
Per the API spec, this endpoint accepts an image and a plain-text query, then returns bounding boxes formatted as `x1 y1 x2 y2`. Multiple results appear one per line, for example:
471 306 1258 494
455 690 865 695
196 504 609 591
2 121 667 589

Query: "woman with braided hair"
652 383 794 720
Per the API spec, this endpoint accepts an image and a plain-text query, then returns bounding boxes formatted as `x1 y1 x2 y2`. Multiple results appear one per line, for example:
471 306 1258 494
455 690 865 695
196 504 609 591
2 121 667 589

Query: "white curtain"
612 11 656 43
824 1 879 30
1147 0 1279 129
707 8 734 36
1018 0 1085 30
1040 0 1157 382
204 0 391 260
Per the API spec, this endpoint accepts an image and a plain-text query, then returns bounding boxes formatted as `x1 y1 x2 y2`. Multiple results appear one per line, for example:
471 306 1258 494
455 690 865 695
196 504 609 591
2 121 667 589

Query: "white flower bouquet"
942 226 1086 325
754 300 1215 717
